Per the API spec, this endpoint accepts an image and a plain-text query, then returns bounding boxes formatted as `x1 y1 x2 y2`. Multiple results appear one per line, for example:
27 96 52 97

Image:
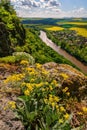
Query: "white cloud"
10 0 87 18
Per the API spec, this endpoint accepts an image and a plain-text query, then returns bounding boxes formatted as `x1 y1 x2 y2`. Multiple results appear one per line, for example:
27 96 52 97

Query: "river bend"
40 31 87 74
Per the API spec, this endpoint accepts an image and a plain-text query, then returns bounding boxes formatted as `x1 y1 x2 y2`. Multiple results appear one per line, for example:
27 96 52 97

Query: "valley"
0 1 87 129
40 31 87 74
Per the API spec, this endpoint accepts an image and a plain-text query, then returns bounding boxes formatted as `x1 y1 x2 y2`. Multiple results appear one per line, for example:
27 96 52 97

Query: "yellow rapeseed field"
72 18 82 21
45 26 64 31
70 27 87 37
58 22 87 25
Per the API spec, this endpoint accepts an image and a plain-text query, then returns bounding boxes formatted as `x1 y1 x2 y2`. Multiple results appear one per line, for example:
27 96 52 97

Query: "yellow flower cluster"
60 73 69 80
64 113 69 120
62 87 70 96
58 112 70 124
35 63 42 69
4 73 25 84
24 89 30 96
62 87 68 93
22 82 46 96
82 107 87 113
51 80 58 87
60 106 66 112
41 68 49 75
20 60 29 66
44 94 60 109
25 67 37 75
8 101 16 109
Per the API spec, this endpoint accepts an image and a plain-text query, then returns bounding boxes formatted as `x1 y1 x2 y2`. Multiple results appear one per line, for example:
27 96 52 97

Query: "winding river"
40 31 87 74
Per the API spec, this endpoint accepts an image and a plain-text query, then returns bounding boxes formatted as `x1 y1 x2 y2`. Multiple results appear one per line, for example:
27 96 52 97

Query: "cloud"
11 0 61 9
10 0 87 18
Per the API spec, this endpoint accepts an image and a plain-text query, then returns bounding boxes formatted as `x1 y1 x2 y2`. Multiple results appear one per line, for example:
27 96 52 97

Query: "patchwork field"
58 22 87 25
70 27 87 38
45 26 64 31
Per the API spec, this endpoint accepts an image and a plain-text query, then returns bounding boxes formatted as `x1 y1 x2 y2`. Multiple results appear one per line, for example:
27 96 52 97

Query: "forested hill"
0 0 26 57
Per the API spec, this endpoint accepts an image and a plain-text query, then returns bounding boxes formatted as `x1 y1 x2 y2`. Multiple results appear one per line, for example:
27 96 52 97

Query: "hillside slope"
0 0 26 57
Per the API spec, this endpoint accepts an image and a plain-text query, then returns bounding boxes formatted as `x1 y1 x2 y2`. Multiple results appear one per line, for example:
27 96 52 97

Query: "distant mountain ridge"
21 17 87 25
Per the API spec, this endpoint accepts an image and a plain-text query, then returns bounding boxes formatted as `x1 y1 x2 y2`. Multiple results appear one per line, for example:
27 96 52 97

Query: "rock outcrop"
0 62 87 130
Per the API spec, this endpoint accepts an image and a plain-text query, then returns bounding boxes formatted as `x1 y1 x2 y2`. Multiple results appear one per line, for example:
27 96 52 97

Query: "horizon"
20 17 87 19
10 0 87 18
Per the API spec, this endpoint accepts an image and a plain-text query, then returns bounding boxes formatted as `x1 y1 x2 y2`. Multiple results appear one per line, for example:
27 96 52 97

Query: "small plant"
0 52 35 65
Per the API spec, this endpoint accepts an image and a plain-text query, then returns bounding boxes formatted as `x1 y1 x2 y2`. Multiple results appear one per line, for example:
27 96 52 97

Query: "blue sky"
10 0 87 18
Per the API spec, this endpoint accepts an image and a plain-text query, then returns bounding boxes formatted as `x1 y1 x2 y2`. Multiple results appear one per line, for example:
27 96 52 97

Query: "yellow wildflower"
60 106 66 112
24 89 30 96
8 101 16 109
36 82 44 88
20 60 29 66
60 73 69 80
26 67 35 73
26 83 33 91
77 112 83 115
4 74 25 83
51 102 55 108
4 106 8 111
49 97 54 102
52 80 57 85
62 87 68 93
64 113 69 120
56 105 59 110
82 107 87 113
21 82 26 87
49 86 53 91
36 63 42 69
59 119 63 124
42 69 49 75
66 92 70 96
54 96 60 102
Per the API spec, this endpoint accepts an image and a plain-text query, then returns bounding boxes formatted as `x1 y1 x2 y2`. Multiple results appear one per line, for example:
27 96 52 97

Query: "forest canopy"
0 0 26 57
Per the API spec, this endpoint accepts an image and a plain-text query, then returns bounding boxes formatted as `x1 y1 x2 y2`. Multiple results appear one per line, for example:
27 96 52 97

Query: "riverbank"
40 31 87 74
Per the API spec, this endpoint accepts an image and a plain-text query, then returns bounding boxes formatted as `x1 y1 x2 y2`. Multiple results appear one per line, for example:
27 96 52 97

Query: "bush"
13 52 35 65
0 52 35 65
0 56 16 63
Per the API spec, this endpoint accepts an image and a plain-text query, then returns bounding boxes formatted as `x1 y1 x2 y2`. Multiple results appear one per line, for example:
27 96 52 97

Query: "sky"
10 0 87 18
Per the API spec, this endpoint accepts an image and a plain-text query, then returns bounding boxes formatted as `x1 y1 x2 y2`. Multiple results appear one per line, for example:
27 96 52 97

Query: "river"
40 30 87 74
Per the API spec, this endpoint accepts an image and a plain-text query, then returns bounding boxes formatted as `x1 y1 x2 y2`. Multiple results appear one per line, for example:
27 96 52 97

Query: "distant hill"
21 17 87 25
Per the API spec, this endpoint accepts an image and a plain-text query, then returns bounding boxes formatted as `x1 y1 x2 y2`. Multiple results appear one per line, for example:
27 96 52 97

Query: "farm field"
58 22 87 25
70 27 87 38
45 26 64 31
21 18 87 65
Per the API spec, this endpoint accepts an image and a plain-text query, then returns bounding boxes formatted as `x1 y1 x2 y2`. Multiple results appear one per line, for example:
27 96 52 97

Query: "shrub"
13 52 35 65
0 52 35 65
0 56 16 63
